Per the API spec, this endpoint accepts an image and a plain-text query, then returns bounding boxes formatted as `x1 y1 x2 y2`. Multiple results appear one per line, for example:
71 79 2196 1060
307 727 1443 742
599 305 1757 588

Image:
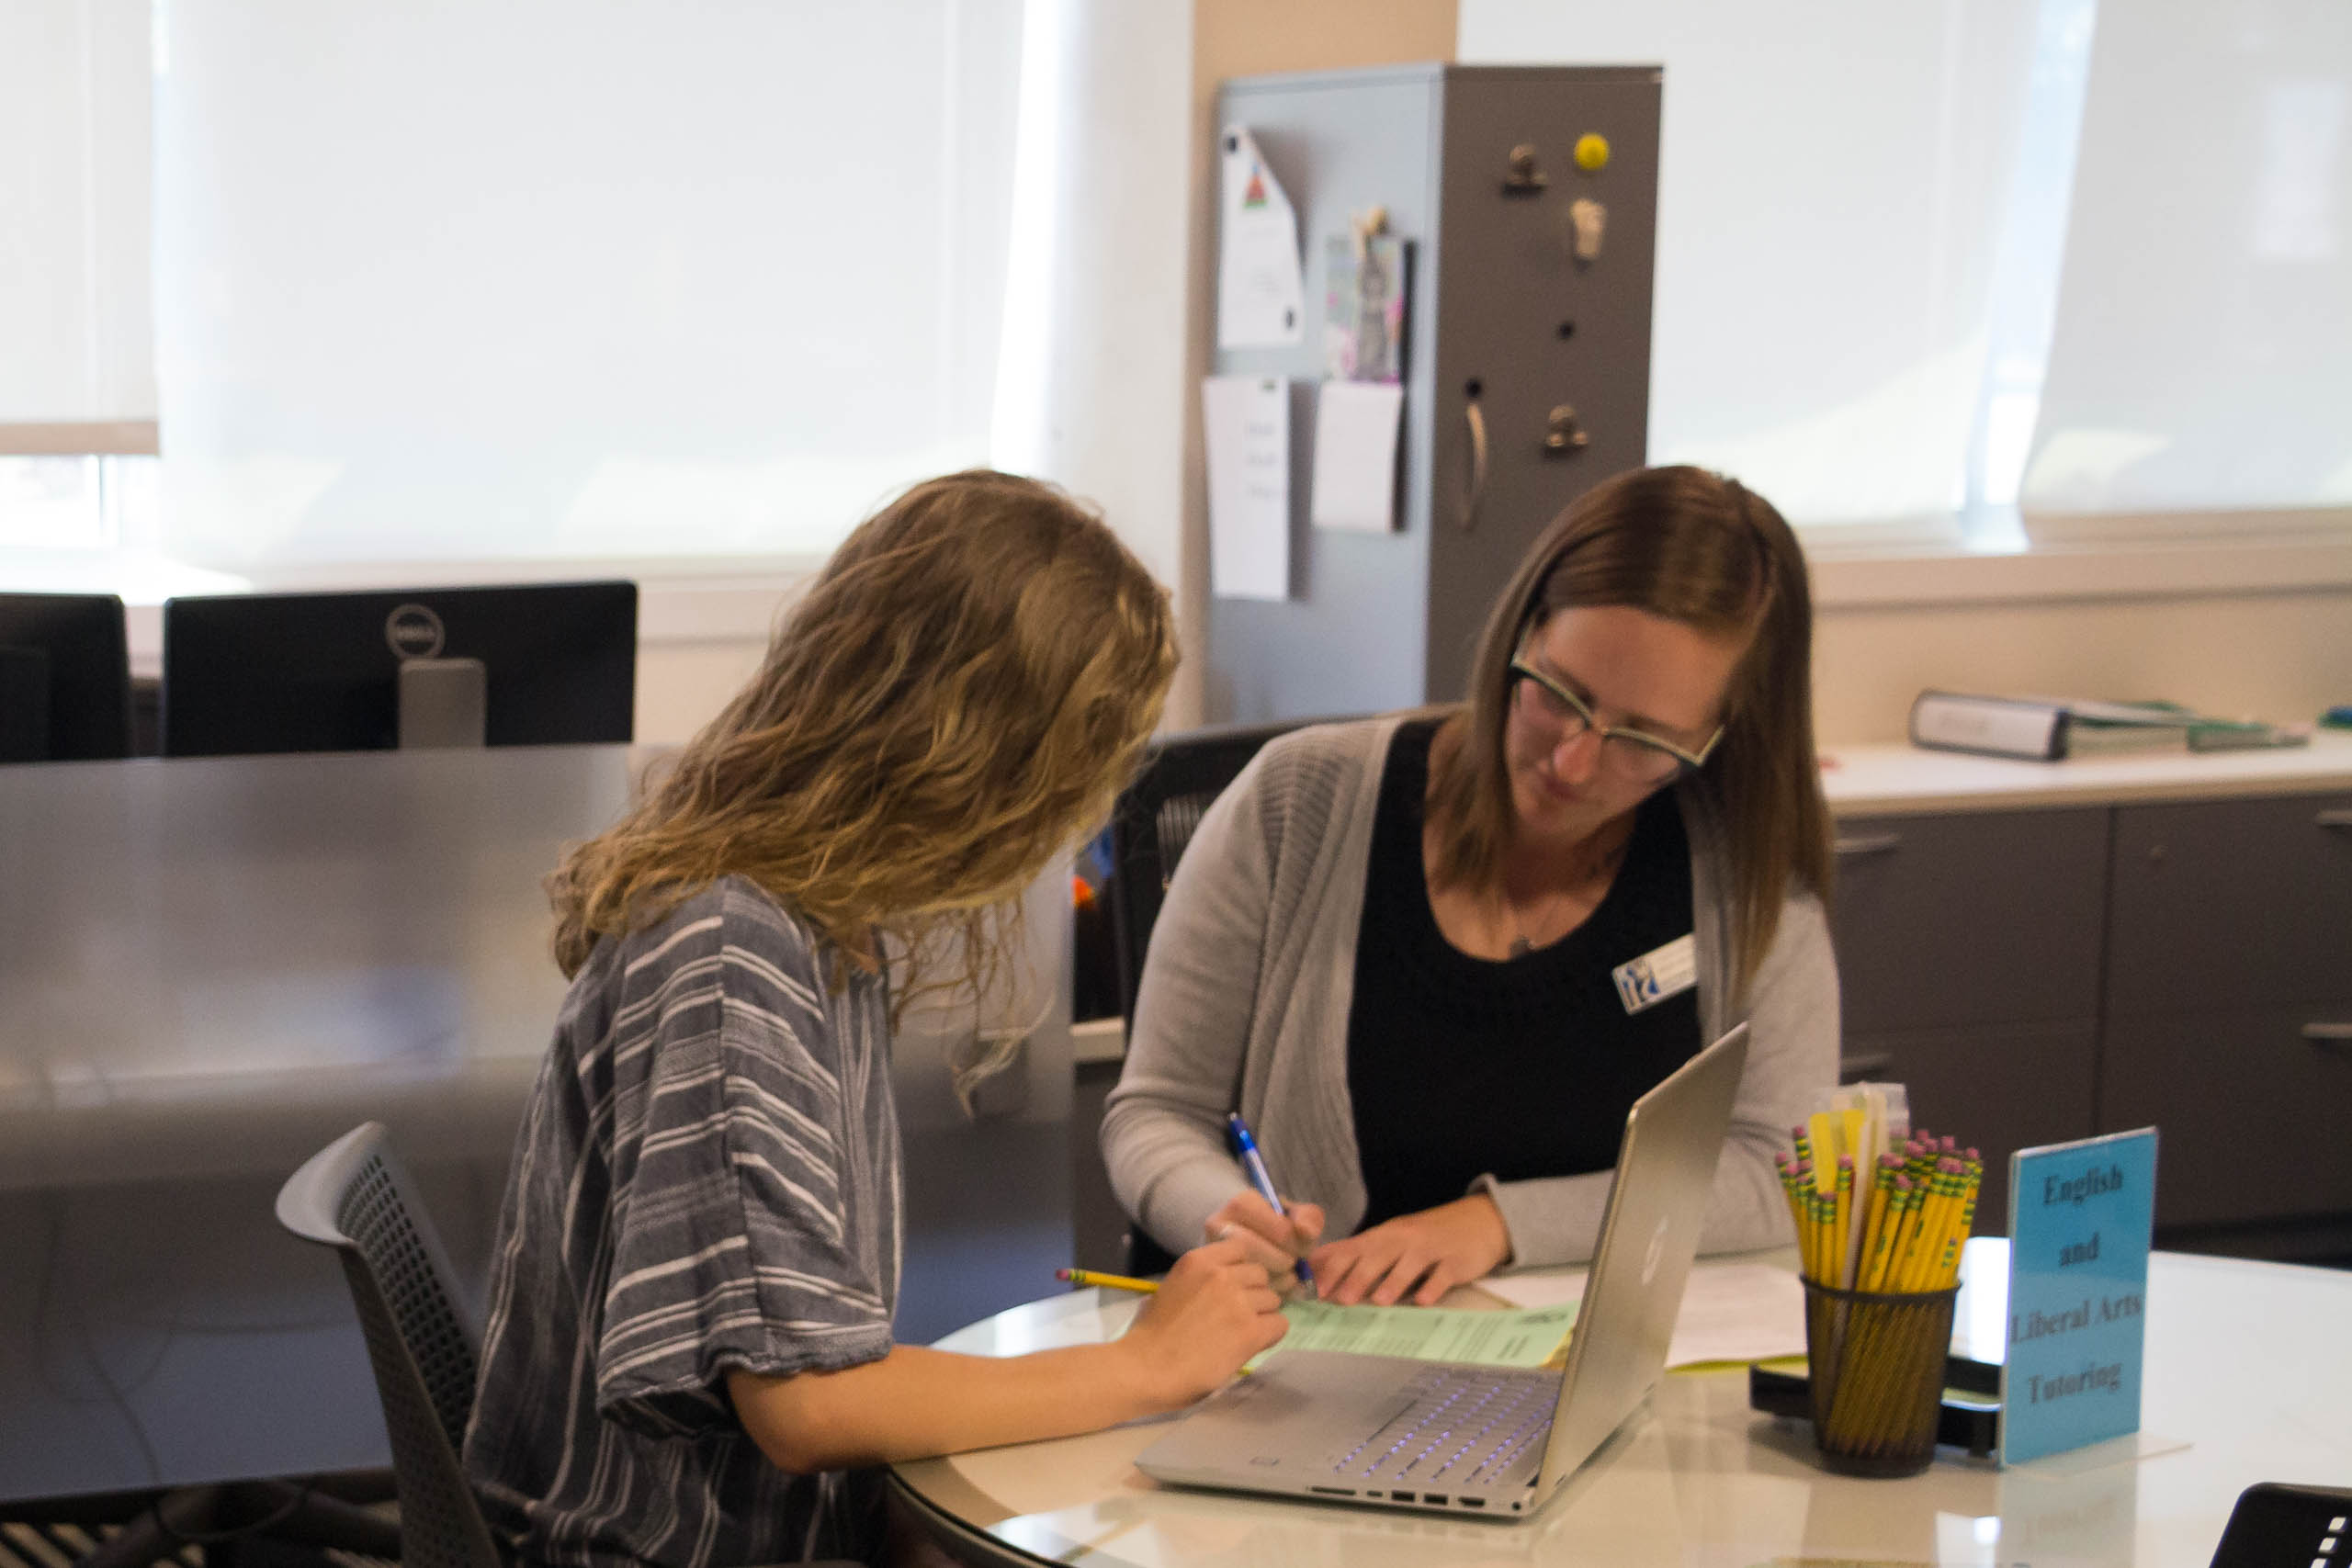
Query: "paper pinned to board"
1481 1260 1808 1368
1309 380 1405 533
1201 374 1291 601
1217 127 1305 348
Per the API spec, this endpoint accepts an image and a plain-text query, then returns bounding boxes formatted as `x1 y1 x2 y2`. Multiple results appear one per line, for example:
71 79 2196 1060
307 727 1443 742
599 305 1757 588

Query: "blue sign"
2001 1128 2157 1465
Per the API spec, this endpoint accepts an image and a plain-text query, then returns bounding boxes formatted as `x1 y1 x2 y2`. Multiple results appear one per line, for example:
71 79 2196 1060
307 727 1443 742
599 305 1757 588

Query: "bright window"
148 0 1023 573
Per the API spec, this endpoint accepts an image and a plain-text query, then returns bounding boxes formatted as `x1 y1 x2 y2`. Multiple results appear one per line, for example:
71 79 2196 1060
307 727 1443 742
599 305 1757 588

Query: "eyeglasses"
1507 655 1722 782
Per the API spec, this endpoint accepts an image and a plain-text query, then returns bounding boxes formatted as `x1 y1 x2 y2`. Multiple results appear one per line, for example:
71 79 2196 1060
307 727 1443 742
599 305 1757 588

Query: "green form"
1249 1300 1579 1372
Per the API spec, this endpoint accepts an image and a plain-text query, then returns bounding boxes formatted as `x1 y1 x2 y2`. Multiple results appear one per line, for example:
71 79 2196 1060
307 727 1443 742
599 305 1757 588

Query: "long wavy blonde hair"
549 471 1177 1042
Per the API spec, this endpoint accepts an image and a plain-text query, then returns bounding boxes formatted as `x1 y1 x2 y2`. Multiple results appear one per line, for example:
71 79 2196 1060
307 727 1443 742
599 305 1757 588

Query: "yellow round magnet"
1574 133 1610 173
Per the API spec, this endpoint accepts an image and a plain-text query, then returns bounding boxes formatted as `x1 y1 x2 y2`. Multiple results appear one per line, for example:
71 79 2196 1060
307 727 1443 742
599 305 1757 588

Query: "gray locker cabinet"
1831 807 2111 1037
2098 792 2352 1235
1826 807 2111 1235
2101 1006 2352 1229
1207 64 1660 725
2103 792 2352 1017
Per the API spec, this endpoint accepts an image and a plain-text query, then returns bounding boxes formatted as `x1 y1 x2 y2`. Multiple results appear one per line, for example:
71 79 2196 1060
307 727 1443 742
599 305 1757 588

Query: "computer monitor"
161 581 638 757
0 592 134 763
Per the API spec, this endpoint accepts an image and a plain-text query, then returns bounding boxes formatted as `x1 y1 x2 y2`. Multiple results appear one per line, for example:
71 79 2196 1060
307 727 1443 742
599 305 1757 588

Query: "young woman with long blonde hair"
464 472 1288 1567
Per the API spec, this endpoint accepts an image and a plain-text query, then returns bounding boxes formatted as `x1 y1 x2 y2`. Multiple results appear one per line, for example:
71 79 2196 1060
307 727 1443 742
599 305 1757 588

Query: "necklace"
1498 821 1634 959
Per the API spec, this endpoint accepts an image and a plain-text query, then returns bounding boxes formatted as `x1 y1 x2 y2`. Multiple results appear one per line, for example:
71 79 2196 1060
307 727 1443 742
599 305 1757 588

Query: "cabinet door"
2106 792 2352 1017
1842 1020 2098 1235
1831 808 2109 1035
2100 1006 2352 1227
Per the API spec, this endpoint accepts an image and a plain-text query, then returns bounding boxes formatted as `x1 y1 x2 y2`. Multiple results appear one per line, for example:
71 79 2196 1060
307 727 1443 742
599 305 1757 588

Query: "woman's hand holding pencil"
1103 1235 1290 1406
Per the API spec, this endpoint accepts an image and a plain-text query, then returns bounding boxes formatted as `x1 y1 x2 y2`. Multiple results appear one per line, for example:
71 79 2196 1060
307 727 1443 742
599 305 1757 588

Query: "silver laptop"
1136 1021 1750 1519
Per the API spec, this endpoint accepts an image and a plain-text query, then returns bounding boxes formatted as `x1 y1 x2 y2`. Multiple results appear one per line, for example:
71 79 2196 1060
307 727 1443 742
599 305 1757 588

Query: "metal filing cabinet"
2099 792 2352 1235
1206 64 1660 723
1827 807 2111 1233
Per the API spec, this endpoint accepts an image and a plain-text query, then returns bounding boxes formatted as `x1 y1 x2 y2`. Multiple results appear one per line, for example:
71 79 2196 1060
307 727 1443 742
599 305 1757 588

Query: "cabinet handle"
1458 396 1489 531
2317 809 2352 829
1833 832 1903 857
1839 1052 1894 1082
2303 1022 2352 1053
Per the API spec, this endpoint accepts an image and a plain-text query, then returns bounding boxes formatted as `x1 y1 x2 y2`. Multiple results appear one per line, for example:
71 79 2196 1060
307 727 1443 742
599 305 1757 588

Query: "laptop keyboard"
1327 1364 1558 1488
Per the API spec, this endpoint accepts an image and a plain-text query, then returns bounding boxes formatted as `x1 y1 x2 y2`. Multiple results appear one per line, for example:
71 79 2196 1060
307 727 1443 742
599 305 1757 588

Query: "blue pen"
1227 1112 1317 1299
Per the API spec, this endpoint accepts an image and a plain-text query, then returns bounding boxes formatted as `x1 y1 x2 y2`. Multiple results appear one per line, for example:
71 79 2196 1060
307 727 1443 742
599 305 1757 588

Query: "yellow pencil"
1862 1174 1913 1292
1901 1160 1962 1292
1932 1159 1984 1289
1860 1153 1898 1280
1894 1168 1941 1292
1777 1153 1814 1271
1056 1268 1159 1294
1832 1156 1856 1287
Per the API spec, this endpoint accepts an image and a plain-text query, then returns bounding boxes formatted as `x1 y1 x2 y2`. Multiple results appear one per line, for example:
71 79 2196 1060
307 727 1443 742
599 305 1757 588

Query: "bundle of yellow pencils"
1776 1122 1984 1293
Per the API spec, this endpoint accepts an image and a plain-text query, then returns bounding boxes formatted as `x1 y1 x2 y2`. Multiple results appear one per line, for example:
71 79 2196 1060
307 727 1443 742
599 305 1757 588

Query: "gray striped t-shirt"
463 877 902 1567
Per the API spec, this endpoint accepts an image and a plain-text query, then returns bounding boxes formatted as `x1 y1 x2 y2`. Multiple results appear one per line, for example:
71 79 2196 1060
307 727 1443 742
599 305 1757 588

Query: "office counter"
0 749 1079 1505
1819 729 2352 815
891 1251 2352 1568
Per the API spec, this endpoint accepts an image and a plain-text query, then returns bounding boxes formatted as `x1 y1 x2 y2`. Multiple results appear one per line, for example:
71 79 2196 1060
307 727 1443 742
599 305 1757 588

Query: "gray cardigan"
1101 715 1840 1269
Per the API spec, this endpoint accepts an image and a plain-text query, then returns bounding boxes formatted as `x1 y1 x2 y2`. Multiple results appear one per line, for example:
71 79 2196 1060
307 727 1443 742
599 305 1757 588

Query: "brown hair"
1427 464 1830 997
548 470 1176 1032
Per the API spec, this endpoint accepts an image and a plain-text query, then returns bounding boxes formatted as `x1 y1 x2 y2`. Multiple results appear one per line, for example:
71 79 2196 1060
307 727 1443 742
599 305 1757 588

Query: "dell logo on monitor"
385 604 447 660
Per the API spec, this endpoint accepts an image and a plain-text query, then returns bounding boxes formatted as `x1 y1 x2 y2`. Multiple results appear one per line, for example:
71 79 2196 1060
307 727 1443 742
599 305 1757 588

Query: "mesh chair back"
1106 720 1320 1027
1106 719 1329 1277
277 1122 505 1568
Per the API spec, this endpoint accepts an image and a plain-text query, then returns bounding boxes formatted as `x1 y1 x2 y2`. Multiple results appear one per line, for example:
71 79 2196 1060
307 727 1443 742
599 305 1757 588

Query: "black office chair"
276 1123 503 1568
1103 718 1326 1275
278 1126 867 1568
1105 719 1321 1026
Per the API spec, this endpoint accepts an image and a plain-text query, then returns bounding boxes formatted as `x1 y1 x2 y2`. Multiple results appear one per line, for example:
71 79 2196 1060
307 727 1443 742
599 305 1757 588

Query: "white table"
891 1251 2352 1568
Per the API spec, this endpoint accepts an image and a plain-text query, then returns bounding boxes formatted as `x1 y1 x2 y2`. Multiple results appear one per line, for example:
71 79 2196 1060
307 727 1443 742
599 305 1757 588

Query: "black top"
1346 717 1702 1230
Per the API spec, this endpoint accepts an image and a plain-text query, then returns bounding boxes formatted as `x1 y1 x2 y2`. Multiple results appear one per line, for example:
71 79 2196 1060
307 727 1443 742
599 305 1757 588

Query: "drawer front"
1830 808 2109 1035
2099 1006 2352 1227
2107 792 2352 1016
1842 1019 2098 1238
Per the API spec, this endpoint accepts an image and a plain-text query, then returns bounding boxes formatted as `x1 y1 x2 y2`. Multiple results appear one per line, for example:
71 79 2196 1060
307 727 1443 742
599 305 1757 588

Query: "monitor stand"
398 657 487 749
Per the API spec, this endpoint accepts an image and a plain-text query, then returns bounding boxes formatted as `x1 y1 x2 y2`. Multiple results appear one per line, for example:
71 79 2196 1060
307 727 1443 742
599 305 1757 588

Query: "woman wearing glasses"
1102 465 1838 1308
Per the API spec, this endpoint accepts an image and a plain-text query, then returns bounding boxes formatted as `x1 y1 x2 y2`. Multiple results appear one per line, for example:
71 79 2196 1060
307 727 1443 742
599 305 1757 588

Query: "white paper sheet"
1481 1260 1809 1368
1200 374 1290 601
1309 380 1405 533
1216 126 1305 349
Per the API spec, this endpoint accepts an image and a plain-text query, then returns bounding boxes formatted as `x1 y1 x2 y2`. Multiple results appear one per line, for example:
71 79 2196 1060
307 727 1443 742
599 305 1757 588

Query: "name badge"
1612 932 1696 1014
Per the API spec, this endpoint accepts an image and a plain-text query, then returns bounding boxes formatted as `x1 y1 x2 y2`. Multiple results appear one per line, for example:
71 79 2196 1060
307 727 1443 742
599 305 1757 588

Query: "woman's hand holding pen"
1308 1192 1512 1307
1115 1236 1288 1406
1203 1189 1325 1295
